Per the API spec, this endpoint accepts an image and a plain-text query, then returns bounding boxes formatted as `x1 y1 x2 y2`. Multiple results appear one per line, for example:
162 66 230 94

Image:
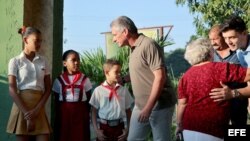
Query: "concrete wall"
24 0 54 124
0 0 23 140
24 0 53 62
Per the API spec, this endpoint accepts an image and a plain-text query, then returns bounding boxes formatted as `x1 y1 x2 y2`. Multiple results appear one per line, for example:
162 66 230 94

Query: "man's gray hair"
184 38 213 65
110 16 138 34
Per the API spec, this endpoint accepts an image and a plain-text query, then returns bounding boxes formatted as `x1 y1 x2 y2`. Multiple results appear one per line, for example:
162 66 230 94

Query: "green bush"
80 48 106 86
79 47 130 86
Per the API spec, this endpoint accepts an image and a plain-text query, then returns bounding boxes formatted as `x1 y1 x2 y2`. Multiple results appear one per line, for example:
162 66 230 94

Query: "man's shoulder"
142 35 157 44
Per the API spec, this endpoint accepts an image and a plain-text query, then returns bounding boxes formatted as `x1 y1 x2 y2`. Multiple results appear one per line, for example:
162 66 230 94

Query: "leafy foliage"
156 34 175 48
79 47 130 86
176 0 250 36
112 47 130 76
80 48 106 86
165 48 191 78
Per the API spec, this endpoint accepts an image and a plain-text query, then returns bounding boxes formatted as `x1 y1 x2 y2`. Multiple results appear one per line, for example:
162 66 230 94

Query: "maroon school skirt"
54 102 90 141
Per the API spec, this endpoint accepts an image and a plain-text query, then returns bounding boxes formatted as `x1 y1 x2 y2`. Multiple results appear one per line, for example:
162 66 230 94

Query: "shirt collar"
103 81 121 88
245 46 250 52
229 50 236 55
19 51 40 61
132 33 145 49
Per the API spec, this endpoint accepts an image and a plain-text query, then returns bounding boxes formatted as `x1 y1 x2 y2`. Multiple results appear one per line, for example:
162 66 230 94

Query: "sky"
63 0 196 53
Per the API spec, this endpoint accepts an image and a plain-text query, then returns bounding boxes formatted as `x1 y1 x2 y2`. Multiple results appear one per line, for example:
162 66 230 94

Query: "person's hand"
26 119 35 132
24 107 40 120
117 77 124 85
118 75 130 85
138 108 151 123
209 81 233 102
96 129 107 141
118 128 128 141
175 123 183 135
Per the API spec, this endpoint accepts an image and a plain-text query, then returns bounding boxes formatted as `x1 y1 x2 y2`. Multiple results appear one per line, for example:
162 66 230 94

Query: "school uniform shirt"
52 74 92 102
8 51 50 91
89 81 134 120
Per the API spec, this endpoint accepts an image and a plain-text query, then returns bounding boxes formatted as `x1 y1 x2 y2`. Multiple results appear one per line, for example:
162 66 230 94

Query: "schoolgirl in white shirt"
7 26 52 141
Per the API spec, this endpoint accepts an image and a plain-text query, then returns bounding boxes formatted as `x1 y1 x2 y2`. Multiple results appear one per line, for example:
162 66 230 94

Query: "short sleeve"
177 76 187 99
124 88 134 109
44 58 51 75
52 79 61 93
84 77 92 92
145 42 164 71
8 58 18 76
89 88 100 109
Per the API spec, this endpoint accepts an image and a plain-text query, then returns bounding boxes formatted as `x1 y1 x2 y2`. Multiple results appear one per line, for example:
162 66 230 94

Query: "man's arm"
209 66 250 102
210 82 250 102
238 82 250 96
138 68 165 122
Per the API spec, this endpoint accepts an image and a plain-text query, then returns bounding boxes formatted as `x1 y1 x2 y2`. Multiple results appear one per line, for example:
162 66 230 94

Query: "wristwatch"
233 89 240 98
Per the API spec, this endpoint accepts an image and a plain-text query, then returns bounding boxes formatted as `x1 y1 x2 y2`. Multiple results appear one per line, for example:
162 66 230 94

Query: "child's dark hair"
18 26 41 38
62 49 80 72
221 15 247 33
103 59 121 72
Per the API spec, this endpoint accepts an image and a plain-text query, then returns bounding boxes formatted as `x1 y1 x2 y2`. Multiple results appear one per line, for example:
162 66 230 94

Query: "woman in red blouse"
176 38 250 141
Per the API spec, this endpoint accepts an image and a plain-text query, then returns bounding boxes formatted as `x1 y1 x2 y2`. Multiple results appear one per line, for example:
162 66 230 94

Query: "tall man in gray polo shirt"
110 16 176 141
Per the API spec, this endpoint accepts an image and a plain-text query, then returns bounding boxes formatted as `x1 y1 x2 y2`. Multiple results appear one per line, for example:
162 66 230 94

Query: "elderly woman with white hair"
176 38 250 141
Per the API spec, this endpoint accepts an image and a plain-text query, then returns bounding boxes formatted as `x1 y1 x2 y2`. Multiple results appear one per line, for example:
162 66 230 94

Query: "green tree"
165 48 190 79
176 0 250 36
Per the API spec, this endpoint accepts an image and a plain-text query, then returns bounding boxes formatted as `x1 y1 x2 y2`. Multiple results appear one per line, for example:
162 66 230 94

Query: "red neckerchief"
102 83 120 101
62 71 82 96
